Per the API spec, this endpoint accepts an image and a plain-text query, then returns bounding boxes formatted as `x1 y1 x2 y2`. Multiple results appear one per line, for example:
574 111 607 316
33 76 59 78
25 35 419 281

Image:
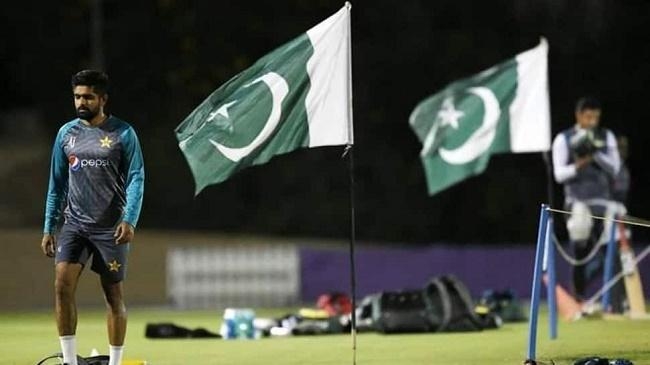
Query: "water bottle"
220 308 256 339
220 308 237 339
234 309 255 339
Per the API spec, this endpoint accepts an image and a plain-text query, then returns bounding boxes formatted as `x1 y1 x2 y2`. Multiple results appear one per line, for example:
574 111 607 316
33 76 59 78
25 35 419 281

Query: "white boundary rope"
552 233 603 266
547 206 619 266
583 244 650 307
545 205 650 307
546 207 650 229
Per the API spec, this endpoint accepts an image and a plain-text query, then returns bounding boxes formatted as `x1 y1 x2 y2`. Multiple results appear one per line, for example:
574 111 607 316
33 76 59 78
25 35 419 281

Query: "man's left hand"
114 222 135 244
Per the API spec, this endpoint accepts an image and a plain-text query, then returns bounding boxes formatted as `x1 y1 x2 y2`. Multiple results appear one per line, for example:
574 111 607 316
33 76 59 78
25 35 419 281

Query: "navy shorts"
55 223 129 282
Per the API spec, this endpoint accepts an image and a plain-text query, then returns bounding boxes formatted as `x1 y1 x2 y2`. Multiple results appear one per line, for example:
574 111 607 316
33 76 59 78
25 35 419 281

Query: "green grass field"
1 307 649 365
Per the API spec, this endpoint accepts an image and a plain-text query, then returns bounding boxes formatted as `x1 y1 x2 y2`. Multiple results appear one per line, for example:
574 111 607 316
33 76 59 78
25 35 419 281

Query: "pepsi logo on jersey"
68 154 110 171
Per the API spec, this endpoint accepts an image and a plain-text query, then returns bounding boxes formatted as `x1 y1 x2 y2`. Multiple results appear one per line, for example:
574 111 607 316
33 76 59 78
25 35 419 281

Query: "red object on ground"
316 292 353 316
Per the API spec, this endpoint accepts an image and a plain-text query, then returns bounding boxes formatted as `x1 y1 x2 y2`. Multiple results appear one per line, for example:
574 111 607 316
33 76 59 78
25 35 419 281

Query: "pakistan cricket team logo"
99 135 113 148
107 259 121 272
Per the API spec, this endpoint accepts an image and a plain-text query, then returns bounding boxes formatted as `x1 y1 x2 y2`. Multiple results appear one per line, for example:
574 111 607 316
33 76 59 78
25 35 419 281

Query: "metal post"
601 217 617 312
547 218 557 339
526 204 550 361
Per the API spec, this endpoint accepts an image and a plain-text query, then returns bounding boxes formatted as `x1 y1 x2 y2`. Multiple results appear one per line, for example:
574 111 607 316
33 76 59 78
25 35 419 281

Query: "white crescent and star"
419 88 500 163
207 100 237 122
177 101 238 150
209 72 289 162
437 97 464 129
419 96 464 157
188 76 498 167
438 87 500 165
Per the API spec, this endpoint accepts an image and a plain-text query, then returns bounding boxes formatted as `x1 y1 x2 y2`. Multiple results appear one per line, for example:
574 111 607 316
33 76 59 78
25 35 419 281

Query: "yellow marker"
298 308 331 319
122 360 147 365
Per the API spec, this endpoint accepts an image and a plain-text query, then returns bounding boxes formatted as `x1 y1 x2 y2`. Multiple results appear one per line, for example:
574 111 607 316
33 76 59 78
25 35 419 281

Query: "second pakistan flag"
175 5 352 194
409 38 551 196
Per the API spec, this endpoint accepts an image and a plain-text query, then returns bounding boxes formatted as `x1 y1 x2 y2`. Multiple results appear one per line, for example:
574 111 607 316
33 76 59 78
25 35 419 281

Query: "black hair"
71 70 109 95
575 96 601 113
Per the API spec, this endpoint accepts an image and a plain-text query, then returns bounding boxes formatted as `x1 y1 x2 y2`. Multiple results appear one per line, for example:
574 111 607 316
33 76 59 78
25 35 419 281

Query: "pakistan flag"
410 38 551 196
176 4 353 194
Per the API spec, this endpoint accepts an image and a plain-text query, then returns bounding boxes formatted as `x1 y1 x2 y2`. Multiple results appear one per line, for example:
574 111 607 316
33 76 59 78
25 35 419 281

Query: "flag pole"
342 3 357 365
343 144 358 364
542 151 554 208
541 150 559 340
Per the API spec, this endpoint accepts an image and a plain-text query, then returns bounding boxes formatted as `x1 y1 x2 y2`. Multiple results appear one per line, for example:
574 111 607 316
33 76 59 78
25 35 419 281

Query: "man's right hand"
41 234 56 257
575 155 593 170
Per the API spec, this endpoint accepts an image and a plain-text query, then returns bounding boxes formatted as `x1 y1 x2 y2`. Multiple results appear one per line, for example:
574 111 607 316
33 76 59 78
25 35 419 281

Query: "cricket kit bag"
36 354 109 365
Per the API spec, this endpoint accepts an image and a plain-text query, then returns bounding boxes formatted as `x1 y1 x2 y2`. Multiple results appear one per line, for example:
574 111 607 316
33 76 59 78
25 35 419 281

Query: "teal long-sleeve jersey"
43 117 145 234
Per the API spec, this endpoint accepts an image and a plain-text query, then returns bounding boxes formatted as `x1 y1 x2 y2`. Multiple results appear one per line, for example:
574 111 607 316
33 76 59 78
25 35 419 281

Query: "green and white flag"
410 38 550 196
176 4 353 194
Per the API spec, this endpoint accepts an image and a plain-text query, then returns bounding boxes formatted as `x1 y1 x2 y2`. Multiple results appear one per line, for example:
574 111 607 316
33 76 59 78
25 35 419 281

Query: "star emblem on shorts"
108 259 121 272
100 136 113 148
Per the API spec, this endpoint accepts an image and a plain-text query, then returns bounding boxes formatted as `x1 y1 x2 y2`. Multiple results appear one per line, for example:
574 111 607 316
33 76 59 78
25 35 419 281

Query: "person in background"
552 96 620 305
611 135 630 205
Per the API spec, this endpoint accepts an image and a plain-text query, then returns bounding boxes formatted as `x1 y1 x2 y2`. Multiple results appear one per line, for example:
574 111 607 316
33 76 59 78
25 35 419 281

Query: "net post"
545 217 558 339
601 216 618 312
526 204 550 361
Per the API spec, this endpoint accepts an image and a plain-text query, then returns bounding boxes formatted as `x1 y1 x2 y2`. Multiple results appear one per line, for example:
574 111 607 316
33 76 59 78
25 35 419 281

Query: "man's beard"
77 107 98 121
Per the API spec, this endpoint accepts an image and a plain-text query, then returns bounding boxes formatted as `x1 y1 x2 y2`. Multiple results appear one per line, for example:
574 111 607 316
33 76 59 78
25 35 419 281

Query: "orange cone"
543 275 582 321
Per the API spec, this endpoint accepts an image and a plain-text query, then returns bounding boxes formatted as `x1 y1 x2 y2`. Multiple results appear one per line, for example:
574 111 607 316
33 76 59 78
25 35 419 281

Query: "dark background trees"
1 0 648 243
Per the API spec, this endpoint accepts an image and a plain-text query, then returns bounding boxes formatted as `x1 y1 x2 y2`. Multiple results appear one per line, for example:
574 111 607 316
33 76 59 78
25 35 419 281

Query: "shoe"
574 357 608 365
610 360 633 365
581 302 603 316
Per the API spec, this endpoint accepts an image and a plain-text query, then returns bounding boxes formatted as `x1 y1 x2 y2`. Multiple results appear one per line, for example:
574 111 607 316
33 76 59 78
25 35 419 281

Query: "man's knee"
102 280 126 315
106 301 127 317
54 278 75 298
54 263 81 298
105 293 125 313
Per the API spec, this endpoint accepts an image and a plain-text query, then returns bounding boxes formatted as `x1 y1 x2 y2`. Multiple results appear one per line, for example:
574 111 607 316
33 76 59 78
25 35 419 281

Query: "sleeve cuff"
121 217 137 228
